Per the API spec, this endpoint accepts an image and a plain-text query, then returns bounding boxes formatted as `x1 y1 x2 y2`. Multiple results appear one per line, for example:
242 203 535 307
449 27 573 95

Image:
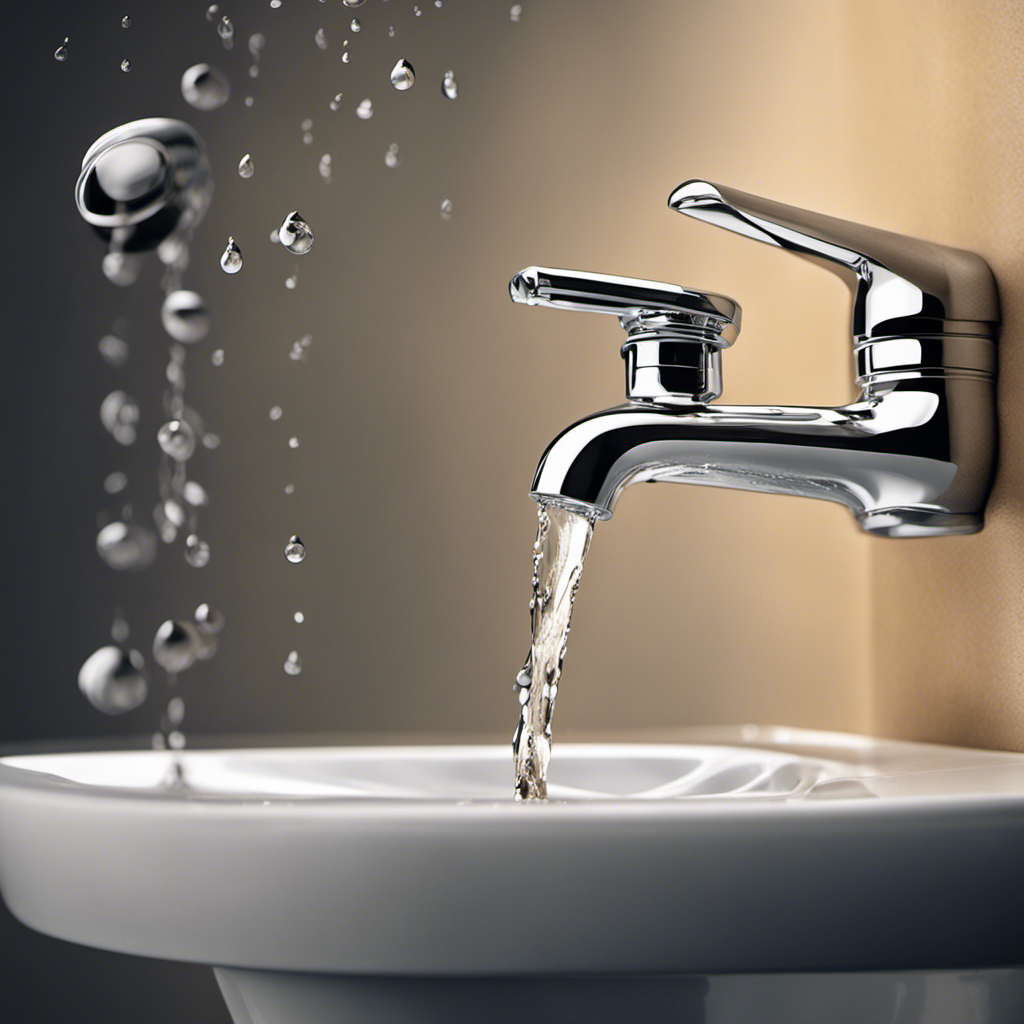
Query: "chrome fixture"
511 180 999 537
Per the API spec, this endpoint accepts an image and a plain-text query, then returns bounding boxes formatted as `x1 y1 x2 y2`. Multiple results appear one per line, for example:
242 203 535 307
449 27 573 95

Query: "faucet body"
513 182 999 537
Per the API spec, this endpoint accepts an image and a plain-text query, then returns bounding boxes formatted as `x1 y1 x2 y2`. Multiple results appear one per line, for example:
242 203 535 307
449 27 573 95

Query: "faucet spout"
531 377 994 537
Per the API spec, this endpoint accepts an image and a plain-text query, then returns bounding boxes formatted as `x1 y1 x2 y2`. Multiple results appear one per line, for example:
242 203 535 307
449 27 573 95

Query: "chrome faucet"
511 180 999 536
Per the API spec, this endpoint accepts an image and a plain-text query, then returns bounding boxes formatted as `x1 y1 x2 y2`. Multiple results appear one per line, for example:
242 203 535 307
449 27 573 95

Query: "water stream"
513 503 596 800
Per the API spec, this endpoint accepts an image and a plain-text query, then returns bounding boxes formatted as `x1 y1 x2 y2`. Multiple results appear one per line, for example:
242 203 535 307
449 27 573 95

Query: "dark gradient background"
16 0 1021 1019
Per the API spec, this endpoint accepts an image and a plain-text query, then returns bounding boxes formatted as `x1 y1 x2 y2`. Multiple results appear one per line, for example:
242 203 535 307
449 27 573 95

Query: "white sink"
2 727 1023 1023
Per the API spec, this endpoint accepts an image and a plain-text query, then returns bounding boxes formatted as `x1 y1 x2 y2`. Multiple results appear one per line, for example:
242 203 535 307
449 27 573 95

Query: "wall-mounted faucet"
511 180 1000 536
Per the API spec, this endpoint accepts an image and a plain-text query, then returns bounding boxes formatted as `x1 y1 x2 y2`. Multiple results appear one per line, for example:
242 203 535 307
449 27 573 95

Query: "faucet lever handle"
668 179 999 342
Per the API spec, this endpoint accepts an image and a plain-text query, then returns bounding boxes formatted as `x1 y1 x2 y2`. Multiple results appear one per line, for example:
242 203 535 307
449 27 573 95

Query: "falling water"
513 503 596 800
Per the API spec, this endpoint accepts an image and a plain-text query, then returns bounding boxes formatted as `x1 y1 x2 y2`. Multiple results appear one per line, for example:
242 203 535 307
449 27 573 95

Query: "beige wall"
146 1 1021 748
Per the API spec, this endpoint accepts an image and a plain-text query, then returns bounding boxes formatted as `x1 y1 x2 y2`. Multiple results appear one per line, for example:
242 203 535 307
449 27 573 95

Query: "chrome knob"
509 266 741 403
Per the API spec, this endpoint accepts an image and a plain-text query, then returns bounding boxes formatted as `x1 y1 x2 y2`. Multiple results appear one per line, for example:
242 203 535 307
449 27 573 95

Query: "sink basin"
2 727 1023 1023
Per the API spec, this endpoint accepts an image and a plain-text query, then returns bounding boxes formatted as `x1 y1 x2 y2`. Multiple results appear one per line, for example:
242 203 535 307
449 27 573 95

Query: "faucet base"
857 508 982 538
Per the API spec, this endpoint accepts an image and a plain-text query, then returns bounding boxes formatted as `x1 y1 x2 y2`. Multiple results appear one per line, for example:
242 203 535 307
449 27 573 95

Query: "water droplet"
270 0 281 7
104 471 128 494
414 5 422 15
161 290 210 342
79 647 148 714
284 650 303 675
249 64 259 78
341 50 351 63
181 63 230 110
284 483 295 494
330 92 343 111
204 432 221 450
237 154 255 180
183 480 209 506
98 333 129 366
440 197 453 220
319 153 332 181
384 142 400 168
245 96 254 107
356 98 373 119
101 251 143 287
350 17 361 31
153 502 178 543
303 131 313 145
390 58 415 90
218 15 234 39
195 603 226 633
270 228 280 243
288 436 300 449
120 58 132 72
388 25 394 37
220 236 243 274
96 521 157 571
269 405 283 420
206 5 219 20
168 731 186 750
55 38 68 62
315 27 328 49
157 419 196 461
510 3 522 22
153 620 201 673
294 611 304 623
301 117 313 130
279 211 314 254
122 15 132 28
442 69 458 99
167 696 185 725
185 534 211 567
285 535 306 562
343 0 364 6
212 348 225 366
111 609 130 642
289 334 312 360
285 270 298 289
100 390 140 445
248 32 265 57
162 497 186 528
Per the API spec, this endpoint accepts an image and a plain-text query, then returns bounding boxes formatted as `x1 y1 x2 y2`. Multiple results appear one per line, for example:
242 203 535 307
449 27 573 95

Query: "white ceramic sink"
2 727 1023 1024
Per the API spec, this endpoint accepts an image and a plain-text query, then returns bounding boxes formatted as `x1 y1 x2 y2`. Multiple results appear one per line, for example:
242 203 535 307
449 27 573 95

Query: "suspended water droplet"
303 131 313 145
195 603 226 633
100 390 140 445
390 58 415 90
510 3 523 22
288 436 300 448
248 32 265 57
96 521 157 571
285 535 306 562
122 15 132 28
79 646 148 714
212 348 225 366
98 333 129 367
161 290 210 342
220 236 243 274
180 63 230 110
120 58 132 72
167 696 185 725
440 197 453 220
162 497 186 528
206 5 219 20
183 480 209 506
284 650 303 675
315 27 328 49
342 50 351 63
218 16 234 39
203 432 221 449
285 270 298 289
168 731 186 750
237 154 255 180
269 405 283 420
55 38 68 62
384 142 401 168
279 211 314 254
388 25 394 37
157 419 196 461
356 98 373 119
104 471 128 494
301 117 313 130
284 483 295 494
245 96 254 107
319 153 332 181
442 69 458 99
153 502 178 543
343 0 364 6
153 620 201 673
294 611 305 623
249 65 259 78
270 0 282 7
289 334 312 360
102 251 143 287
414 6 422 16
111 609 130 642
350 17 361 31
270 228 280 243
330 92 343 111
185 534 211 567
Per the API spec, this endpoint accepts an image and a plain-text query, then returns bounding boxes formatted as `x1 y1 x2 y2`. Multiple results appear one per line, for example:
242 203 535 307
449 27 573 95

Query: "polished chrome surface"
513 180 999 536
